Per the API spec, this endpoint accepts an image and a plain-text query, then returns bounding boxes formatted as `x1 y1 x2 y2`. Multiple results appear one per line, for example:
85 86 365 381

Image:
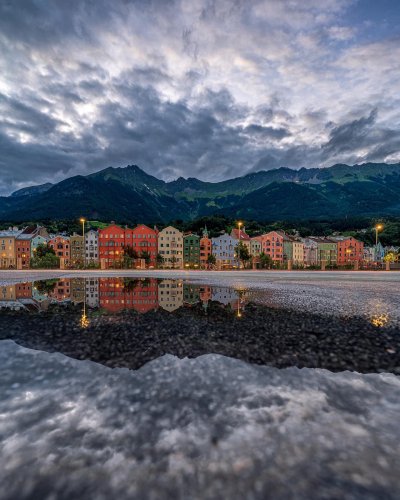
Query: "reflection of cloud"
1 340 400 499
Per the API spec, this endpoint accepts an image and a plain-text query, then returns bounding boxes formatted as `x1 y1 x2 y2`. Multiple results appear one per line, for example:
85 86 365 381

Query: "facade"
48 236 70 265
31 235 49 257
85 229 99 264
183 233 200 267
250 238 261 257
49 279 71 302
254 231 284 263
98 224 125 268
15 236 32 269
211 234 239 268
231 227 251 253
331 236 364 265
183 283 201 305
86 278 99 308
373 242 385 262
0 229 20 269
200 228 212 268
127 224 158 266
158 226 183 268
302 238 319 266
282 234 304 265
158 279 184 311
311 238 337 265
70 234 85 266
99 277 158 313
71 278 85 303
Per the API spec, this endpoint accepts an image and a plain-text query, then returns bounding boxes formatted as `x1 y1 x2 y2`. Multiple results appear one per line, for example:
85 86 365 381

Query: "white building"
85 229 99 263
85 278 99 308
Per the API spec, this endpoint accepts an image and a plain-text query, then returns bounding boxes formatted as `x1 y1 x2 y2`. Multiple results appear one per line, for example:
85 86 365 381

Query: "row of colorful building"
0 223 397 269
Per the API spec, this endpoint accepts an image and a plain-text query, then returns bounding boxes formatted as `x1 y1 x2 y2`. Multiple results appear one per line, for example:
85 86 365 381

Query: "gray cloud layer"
0 0 399 194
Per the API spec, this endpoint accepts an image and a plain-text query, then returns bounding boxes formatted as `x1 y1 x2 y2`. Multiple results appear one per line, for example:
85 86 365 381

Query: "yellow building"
158 280 183 312
0 229 20 269
158 226 183 268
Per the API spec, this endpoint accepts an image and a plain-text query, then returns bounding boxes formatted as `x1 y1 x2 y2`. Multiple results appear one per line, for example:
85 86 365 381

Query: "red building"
200 227 212 268
48 236 70 265
99 278 158 313
128 224 158 266
49 279 71 302
15 282 32 299
333 237 364 265
98 224 126 268
15 238 32 269
254 231 284 262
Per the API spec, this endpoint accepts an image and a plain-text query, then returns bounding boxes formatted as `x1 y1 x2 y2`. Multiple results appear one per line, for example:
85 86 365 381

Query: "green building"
183 234 200 267
315 238 337 265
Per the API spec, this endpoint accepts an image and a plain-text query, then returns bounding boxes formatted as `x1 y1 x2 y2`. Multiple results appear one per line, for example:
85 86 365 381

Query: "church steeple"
202 225 209 238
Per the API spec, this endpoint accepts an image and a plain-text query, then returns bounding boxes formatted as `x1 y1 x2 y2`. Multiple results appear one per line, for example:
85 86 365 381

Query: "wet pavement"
0 276 399 499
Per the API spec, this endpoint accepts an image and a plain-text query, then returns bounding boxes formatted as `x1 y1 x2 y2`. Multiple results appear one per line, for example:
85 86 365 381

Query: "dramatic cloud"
0 0 399 194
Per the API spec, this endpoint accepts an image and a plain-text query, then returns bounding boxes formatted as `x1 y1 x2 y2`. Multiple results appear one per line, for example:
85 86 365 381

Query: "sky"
0 0 400 195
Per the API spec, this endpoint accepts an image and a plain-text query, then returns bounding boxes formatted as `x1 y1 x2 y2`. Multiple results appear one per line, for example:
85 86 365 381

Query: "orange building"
48 236 70 265
99 277 158 313
98 224 126 268
332 236 364 265
254 231 284 262
200 227 212 268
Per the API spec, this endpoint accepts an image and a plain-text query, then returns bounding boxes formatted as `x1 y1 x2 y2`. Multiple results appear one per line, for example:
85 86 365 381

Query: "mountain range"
1 162 400 223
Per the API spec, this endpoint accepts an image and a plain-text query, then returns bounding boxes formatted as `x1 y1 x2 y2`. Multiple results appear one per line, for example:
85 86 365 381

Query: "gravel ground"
1 340 399 500
1 299 399 374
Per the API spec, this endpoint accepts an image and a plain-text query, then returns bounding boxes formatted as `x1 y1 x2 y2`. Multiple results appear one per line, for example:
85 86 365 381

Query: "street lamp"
80 218 86 266
375 224 383 246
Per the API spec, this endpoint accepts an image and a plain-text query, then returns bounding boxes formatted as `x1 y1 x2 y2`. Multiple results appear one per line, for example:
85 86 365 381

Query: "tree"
35 243 55 258
123 245 138 259
259 252 272 269
156 253 164 268
140 250 151 265
235 241 250 268
207 254 216 267
384 252 398 263
34 279 58 295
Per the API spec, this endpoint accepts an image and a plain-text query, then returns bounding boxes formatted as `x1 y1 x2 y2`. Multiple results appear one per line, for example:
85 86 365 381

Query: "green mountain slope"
1 162 400 222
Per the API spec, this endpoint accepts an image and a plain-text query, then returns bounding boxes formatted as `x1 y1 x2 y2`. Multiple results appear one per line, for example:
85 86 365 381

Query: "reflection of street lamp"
80 218 86 266
80 278 90 328
375 224 383 246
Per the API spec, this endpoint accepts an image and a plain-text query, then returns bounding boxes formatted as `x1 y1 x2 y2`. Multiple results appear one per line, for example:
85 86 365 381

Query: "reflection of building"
71 278 85 303
50 279 71 302
200 227 212 268
183 284 200 305
15 283 32 299
211 286 240 307
85 229 99 264
86 278 99 308
0 228 20 269
70 234 85 266
211 234 239 268
158 280 184 311
0 284 24 310
199 285 212 302
99 278 158 313
158 226 183 268
183 234 200 267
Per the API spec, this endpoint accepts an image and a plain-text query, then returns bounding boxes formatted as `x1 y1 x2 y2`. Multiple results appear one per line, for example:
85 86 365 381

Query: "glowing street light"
80 218 86 266
375 224 383 246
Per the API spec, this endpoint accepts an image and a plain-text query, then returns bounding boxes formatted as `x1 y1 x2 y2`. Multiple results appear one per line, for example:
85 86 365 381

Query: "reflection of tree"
123 278 140 291
34 279 58 295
